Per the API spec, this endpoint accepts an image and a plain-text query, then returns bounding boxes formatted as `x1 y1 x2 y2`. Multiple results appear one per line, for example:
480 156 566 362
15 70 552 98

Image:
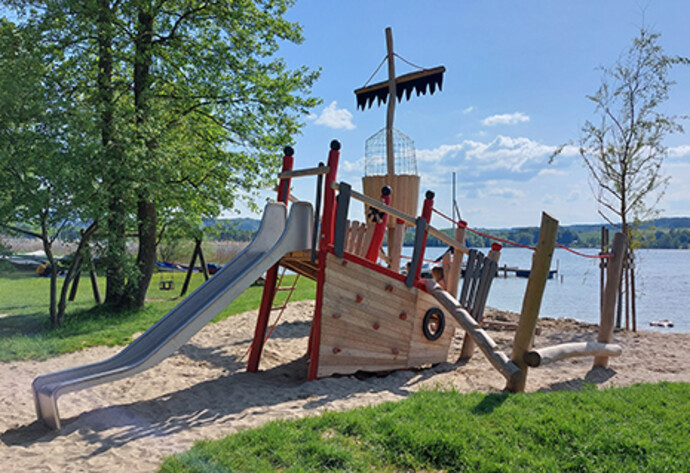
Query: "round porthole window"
422 307 445 341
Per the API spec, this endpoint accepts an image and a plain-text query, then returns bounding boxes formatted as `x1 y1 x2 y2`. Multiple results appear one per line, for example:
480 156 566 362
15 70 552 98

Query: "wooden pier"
495 265 558 279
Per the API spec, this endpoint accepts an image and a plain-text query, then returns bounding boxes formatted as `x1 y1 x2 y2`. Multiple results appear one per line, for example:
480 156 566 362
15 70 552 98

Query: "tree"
555 28 688 329
4 0 319 310
0 19 101 325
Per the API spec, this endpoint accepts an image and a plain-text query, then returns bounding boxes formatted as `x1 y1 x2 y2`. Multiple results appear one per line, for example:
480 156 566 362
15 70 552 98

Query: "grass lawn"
159 382 690 472
0 270 315 362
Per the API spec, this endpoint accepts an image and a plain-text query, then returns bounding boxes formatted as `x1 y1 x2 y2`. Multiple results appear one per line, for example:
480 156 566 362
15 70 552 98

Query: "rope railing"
431 207 612 260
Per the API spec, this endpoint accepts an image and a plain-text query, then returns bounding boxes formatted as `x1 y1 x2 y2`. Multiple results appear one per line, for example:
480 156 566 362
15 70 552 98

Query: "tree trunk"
123 7 158 309
41 226 58 327
95 0 127 307
127 199 157 307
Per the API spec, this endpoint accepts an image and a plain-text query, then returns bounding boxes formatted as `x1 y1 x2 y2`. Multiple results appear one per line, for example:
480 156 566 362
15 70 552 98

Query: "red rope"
431 207 611 259
556 243 611 259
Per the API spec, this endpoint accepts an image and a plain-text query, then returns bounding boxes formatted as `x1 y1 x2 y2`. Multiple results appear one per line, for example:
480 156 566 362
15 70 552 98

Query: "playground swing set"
31 28 628 431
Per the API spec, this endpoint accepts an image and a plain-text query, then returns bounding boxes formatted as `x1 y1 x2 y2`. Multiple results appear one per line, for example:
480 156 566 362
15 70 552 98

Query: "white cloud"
668 145 690 159
312 101 355 130
478 186 525 199
462 106 474 114
481 112 530 127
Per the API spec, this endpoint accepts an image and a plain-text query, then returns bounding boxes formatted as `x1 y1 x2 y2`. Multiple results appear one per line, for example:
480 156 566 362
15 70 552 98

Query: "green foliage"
1 1 320 308
0 272 315 361
159 383 690 472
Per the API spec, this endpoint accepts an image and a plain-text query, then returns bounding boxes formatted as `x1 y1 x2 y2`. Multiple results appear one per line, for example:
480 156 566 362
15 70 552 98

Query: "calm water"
405 247 690 333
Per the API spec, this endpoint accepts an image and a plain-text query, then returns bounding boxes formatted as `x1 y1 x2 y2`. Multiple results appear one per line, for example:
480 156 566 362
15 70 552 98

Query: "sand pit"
2 300 689 473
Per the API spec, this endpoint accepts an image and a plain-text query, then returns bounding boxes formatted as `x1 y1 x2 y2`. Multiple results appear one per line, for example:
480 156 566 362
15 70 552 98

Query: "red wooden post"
414 190 435 282
365 186 391 262
308 140 341 380
247 146 295 373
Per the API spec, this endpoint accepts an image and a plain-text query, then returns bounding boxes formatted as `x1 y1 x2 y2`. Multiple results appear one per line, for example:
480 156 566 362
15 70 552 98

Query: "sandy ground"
1 300 689 473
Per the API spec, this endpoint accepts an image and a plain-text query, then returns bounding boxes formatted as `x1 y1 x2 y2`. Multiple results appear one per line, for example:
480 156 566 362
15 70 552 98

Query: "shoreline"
2 300 690 472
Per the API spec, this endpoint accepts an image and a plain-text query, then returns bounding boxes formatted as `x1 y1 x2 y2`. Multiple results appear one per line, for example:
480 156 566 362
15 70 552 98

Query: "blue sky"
237 0 690 228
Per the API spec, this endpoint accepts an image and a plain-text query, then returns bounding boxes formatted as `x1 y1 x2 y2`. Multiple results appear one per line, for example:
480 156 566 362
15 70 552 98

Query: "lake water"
403 246 690 333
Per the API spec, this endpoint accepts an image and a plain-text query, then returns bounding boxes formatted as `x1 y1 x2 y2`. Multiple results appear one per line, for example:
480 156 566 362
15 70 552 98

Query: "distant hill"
198 216 690 249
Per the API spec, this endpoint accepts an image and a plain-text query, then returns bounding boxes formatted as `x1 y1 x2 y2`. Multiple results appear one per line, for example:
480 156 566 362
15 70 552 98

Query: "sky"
234 0 690 229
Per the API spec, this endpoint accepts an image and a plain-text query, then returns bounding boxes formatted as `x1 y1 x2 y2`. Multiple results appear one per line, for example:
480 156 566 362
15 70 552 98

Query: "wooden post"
333 182 351 258
631 260 637 332
459 242 501 360
507 212 559 393
89 259 101 304
197 239 209 281
447 221 467 297
389 219 405 272
413 191 434 282
248 146 295 373
593 232 627 368
180 242 199 297
385 27 396 178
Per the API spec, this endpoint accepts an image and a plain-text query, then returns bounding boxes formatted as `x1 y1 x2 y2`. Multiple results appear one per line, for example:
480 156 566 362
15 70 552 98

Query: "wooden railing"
330 182 469 256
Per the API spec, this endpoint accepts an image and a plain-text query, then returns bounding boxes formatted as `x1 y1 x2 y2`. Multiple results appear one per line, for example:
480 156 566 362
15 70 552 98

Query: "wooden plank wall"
318 253 457 377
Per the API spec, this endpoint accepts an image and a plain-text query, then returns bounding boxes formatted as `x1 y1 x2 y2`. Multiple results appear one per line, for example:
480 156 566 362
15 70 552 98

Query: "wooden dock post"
507 212 559 393
593 232 627 368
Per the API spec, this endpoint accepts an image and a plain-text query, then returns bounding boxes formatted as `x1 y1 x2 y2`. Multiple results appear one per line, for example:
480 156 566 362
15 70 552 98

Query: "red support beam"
308 140 341 380
247 147 295 373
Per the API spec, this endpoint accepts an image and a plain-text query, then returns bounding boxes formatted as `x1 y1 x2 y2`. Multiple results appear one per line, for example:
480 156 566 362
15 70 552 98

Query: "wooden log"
594 232 627 368
425 280 522 384
525 342 622 367
507 212 559 393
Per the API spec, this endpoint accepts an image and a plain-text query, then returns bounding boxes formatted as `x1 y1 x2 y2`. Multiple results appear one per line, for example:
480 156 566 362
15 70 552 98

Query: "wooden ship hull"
317 253 457 377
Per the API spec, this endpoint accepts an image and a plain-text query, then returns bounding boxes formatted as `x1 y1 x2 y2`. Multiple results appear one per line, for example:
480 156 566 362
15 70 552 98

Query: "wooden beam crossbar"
278 165 330 179
331 181 469 255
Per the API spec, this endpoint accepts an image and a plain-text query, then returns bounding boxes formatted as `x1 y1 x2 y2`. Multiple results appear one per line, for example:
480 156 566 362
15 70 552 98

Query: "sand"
2 300 689 473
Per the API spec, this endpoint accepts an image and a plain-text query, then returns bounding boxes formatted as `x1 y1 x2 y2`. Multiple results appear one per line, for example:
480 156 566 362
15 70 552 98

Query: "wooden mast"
385 27 396 178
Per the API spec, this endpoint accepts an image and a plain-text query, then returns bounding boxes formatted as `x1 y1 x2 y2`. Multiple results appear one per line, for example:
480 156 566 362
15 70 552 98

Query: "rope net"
364 128 418 176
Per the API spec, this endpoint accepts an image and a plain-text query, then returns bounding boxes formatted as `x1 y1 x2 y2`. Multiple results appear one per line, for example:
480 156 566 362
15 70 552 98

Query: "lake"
403 246 690 333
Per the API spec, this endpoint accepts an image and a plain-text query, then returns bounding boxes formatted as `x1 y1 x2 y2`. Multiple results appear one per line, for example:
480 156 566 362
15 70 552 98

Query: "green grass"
159 382 690 472
0 271 315 362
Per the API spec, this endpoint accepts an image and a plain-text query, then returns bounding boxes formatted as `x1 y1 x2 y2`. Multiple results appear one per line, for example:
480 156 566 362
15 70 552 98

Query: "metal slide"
33 201 313 430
